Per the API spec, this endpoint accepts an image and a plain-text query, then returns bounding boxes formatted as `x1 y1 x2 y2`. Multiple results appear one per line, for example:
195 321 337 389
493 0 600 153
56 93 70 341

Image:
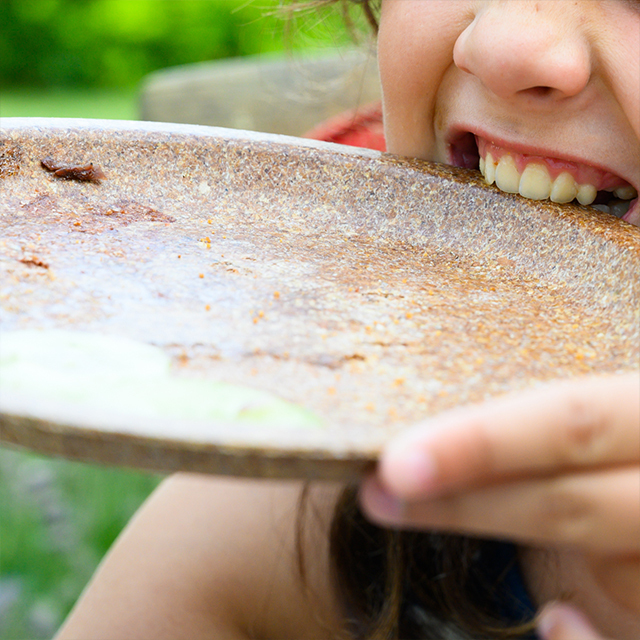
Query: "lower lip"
622 198 640 225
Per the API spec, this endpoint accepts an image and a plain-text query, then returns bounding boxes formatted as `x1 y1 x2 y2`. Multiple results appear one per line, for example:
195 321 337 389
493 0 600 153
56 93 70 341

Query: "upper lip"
447 126 639 194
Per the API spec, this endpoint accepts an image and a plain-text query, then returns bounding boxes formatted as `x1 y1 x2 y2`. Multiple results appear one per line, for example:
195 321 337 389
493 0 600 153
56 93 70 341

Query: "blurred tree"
0 0 354 89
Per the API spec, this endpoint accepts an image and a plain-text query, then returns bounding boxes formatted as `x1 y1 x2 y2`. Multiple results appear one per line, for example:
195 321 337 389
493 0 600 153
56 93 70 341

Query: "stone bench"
139 49 381 136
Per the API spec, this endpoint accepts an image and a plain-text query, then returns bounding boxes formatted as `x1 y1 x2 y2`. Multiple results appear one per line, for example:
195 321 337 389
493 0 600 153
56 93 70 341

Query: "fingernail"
386 446 438 496
537 603 599 640
361 477 405 522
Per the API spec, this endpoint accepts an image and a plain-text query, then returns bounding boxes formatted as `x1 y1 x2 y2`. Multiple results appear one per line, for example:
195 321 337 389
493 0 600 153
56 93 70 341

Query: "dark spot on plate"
41 157 106 183
19 257 50 269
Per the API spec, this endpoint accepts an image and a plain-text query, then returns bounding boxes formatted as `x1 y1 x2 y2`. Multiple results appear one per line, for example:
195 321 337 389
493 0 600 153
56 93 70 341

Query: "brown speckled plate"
1 118 639 480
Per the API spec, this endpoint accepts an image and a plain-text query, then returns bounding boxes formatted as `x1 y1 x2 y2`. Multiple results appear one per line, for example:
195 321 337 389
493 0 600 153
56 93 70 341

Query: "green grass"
0 450 161 639
0 88 139 120
0 88 161 640
0 449 161 639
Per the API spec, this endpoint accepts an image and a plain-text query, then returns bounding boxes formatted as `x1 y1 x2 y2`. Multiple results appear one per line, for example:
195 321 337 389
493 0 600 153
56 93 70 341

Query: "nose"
453 1 591 102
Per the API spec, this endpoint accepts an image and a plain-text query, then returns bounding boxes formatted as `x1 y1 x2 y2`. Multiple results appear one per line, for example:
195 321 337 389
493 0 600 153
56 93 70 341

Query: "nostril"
521 86 554 99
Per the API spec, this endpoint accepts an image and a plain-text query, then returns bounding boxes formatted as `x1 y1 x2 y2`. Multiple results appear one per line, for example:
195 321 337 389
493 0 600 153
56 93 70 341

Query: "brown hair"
285 0 380 34
327 485 537 639
289 1 539 637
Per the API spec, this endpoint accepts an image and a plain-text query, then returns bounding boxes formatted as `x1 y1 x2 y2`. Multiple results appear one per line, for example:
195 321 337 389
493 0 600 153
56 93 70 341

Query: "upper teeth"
550 172 577 203
480 152 638 208
614 186 637 200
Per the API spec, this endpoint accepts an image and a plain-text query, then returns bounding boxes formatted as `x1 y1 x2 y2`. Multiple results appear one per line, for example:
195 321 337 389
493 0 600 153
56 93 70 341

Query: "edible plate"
1 118 638 479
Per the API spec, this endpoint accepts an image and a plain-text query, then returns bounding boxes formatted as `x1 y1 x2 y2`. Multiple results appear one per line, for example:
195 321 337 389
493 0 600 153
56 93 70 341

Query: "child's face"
378 0 640 226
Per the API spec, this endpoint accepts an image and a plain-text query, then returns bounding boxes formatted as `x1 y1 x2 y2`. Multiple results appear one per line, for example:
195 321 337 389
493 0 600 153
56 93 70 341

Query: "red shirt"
304 101 385 151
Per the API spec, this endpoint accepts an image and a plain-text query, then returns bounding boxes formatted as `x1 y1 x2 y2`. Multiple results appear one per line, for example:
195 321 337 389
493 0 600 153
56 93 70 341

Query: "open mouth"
449 133 639 222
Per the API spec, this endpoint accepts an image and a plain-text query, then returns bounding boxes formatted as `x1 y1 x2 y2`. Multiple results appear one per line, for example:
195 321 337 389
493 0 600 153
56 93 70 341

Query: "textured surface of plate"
1 118 639 479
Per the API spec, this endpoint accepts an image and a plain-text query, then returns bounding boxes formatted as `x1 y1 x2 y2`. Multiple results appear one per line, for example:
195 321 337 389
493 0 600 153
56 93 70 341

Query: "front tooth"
576 184 597 206
550 172 578 203
614 186 638 200
484 152 496 185
495 154 520 193
479 156 485 176
518 163 552 200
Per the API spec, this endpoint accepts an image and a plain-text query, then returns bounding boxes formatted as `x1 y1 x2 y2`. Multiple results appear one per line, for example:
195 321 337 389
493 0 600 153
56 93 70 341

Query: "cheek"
597 3 640 173
378 0 470 159
603 2 640 134
614 37 640 143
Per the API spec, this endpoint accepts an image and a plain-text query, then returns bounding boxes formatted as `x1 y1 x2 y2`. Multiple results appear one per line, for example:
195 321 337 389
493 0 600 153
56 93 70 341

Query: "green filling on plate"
0 330 321 428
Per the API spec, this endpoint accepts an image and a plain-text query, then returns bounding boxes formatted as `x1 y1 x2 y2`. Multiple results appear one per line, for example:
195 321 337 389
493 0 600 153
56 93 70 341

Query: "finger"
361 467 640 553
378 373 640 500
537 603 606 640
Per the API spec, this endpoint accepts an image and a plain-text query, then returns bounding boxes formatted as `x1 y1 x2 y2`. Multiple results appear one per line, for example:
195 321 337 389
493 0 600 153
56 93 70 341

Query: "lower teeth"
609 199 632 218
588 200 631 218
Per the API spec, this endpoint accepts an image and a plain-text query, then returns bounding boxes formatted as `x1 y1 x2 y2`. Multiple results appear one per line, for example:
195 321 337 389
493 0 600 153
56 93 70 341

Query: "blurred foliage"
0 88 139 119
0 0 362 89
0 448 162 639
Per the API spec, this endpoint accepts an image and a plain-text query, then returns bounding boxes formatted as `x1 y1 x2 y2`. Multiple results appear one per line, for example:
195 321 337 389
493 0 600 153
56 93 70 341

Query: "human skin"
55 477 344 640
360 2 640 639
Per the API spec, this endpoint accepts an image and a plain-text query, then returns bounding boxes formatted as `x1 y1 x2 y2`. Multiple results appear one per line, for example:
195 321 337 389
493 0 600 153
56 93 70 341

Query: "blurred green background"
0 1 360 638
0 0 360 119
